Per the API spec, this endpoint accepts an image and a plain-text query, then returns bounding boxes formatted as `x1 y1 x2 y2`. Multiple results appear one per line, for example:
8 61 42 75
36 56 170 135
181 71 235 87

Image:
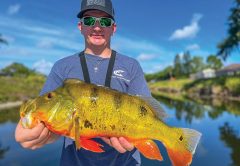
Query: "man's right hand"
15 120 60 150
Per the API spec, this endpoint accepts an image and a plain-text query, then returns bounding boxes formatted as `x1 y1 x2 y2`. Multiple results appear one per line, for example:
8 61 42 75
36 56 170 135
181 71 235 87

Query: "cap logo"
87 0 105 7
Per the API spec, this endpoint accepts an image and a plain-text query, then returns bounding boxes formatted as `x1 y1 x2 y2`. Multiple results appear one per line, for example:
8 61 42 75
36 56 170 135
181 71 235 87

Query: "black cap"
77 0 115 20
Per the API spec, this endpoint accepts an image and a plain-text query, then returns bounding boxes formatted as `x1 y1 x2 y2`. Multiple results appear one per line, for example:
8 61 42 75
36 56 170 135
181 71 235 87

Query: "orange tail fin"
134 139 163 161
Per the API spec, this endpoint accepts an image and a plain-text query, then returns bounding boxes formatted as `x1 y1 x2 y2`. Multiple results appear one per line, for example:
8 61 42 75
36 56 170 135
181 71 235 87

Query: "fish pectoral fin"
134 139 163 161
74 117 81 150
80 138 105 153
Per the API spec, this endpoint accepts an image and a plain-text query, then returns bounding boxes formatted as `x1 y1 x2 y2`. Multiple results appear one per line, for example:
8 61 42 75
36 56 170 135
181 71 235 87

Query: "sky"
0 0 239 74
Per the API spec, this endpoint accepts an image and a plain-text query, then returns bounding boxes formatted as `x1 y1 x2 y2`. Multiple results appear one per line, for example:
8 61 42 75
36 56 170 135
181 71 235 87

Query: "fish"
20 78 201 166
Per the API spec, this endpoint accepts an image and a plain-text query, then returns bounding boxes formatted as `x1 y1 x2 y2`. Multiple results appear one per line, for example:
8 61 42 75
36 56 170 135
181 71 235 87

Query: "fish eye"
47 93 53 99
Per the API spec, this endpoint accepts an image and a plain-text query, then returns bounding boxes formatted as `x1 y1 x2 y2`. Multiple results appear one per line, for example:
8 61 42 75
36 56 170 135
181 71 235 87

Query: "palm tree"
217 0 240 60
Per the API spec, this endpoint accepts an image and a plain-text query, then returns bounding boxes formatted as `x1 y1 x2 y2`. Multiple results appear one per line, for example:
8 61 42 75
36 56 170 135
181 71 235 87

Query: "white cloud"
22 26 63 36
137 53 157 61
7 4 21 15
0 15 177 75
33 59 53 75
169 14 203 40
112 35 163 53
37 38 54 49
186 44 200 51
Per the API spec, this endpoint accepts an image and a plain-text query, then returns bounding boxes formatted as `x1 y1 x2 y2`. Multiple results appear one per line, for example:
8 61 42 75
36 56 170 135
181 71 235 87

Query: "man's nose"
93 20 102 30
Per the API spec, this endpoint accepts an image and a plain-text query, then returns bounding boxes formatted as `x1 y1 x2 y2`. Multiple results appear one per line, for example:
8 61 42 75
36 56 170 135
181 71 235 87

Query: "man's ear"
78 22 82 31
112 23 117 35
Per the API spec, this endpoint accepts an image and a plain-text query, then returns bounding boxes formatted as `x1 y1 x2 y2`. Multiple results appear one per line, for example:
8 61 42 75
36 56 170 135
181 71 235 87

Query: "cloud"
137 53 157 61
0 15 84 51
36 38 54 49
169 14 203 40
185 44 200 51
112 35 163 54
7 4 21 15
0 15 176 75
22 26 63 36
33 59 53 75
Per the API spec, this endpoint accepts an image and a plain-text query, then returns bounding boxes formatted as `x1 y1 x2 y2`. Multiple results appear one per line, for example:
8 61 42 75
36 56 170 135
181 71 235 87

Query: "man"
15 0 151 165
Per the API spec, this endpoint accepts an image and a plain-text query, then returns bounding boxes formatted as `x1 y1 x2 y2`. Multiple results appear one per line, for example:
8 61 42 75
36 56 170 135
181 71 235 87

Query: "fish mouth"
20 99 37 128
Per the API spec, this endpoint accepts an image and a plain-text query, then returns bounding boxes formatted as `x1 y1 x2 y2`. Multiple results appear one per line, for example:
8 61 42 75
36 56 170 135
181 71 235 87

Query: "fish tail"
164 128 201 166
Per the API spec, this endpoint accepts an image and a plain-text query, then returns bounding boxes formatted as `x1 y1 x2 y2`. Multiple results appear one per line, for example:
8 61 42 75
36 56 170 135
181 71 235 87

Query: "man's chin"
91 41 106 46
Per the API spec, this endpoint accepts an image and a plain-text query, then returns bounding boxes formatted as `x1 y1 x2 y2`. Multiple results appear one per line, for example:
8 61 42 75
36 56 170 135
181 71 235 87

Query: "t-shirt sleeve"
39 62 64 96
127 61 151 97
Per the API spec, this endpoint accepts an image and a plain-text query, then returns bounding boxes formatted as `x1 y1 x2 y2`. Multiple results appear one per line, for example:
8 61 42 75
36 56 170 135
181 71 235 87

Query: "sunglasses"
81 16 114 27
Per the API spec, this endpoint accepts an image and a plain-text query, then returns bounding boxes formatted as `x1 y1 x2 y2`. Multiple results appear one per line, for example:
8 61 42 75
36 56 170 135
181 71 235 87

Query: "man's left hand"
101 137 134 153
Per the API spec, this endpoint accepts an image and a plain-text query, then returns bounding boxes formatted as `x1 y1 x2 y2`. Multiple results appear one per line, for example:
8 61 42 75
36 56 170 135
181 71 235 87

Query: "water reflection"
219 123 240 166
0 107 20 124
1 98 240 166
153 94 240 123
0 142 9 159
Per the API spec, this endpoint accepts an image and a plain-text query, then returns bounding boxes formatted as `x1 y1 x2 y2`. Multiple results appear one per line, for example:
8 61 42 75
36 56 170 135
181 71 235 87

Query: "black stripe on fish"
140 105 148 116
110 125 116 131
114 94 122 110
84 120 93 129
90 87 98 104
179 135 184 141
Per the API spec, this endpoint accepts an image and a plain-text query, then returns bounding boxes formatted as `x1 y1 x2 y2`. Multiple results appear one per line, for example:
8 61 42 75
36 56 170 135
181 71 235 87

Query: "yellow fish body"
20 79 201 166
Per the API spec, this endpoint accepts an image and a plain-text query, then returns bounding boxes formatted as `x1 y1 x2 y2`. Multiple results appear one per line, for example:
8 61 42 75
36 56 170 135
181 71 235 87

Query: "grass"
0 75 46 103
149 78 193 91
184 76 240 96
149 76 240 99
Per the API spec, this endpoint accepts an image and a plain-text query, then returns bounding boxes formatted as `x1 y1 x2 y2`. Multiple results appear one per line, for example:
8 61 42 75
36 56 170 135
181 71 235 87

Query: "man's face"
78 10 116 48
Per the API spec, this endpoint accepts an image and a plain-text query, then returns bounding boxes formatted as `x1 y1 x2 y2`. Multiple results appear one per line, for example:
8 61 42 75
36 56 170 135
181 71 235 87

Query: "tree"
1 63 35 77
190 56 205 73
206 55 223 70
145 66 174 81
173 54 183 78
217 0 240 60
182 51 192 76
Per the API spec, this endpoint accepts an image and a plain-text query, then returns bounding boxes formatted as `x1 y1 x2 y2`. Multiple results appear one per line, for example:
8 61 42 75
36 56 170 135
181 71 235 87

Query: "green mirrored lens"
100 18 112 27
82 17 113 27
83 17 95 26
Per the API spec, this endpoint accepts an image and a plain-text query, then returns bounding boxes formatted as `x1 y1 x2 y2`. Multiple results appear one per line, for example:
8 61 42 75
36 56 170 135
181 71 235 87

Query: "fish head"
20 99 39 128
20 88 74 129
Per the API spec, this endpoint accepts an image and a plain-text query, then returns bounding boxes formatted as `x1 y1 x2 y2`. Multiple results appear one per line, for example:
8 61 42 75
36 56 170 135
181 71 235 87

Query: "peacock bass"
20 79 201 166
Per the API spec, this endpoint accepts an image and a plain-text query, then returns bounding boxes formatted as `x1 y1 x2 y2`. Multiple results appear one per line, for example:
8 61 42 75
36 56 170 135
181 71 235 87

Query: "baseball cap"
77 0 115 20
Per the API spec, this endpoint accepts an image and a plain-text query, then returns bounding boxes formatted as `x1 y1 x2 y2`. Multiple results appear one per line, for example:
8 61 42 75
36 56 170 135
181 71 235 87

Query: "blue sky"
0 0 239 74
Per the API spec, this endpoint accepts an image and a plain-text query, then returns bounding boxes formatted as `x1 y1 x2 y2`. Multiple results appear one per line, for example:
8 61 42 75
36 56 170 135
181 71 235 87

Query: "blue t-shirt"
40 52 151 166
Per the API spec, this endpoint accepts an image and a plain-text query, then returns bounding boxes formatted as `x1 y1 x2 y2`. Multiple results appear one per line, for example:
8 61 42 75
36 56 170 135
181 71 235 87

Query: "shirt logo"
87 0 105 7
113 70 124 77
113 70 130 82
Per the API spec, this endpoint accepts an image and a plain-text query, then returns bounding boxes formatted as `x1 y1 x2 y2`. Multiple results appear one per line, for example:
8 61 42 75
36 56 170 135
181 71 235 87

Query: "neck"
84 46 112 58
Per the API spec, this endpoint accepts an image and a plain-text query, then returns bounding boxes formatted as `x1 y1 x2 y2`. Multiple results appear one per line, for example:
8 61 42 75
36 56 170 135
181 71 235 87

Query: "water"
0 96 240 166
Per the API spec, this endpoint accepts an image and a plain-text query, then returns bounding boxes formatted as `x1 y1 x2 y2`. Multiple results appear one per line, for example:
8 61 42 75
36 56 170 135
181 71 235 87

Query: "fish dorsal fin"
64 78 85 86
139 96 167 120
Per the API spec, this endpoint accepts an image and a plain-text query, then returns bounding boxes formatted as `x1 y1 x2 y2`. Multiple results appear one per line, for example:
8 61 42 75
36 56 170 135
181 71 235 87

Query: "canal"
0 96 240 166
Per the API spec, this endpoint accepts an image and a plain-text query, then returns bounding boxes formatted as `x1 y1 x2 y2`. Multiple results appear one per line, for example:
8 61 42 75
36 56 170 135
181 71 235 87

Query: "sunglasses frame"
81 16 115 28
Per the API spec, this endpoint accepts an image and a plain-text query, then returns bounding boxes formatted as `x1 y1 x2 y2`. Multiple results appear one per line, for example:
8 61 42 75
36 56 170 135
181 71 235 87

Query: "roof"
223 64 240 70
218 64 240 72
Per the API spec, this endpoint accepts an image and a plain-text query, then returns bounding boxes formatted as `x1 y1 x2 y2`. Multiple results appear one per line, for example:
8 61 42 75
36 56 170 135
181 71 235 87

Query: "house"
190 68 216 80
216 64 240 77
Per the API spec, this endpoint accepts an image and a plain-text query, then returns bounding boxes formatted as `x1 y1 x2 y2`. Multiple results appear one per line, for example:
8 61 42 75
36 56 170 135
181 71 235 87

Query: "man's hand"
15 120 60 150
101 137 134 153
